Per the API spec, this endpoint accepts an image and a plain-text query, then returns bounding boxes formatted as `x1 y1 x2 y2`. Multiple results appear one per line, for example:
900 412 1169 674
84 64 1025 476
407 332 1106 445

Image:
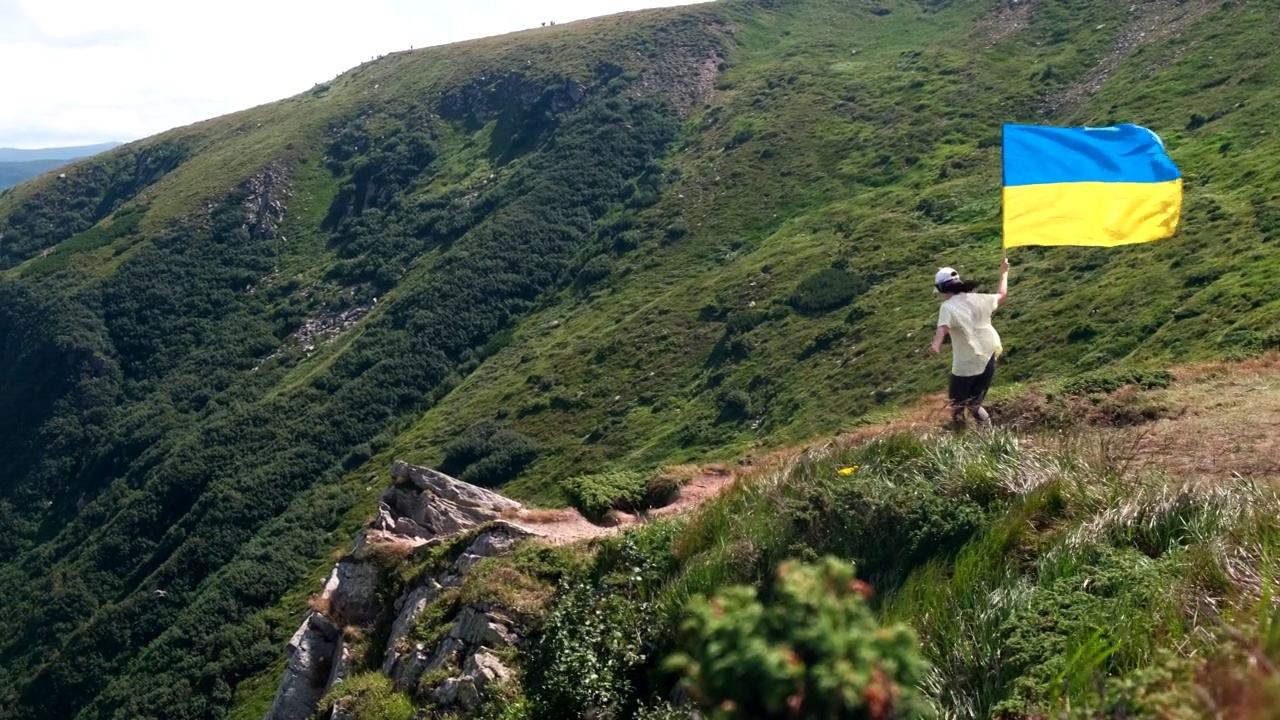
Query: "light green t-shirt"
938 293 1002 376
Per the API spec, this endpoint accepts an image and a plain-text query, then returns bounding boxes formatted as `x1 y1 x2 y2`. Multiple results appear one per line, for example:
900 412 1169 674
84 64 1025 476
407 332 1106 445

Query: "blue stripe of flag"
1002 124 1181 187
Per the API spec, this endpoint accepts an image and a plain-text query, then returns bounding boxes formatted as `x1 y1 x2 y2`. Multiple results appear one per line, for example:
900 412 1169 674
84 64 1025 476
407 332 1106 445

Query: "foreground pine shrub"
667 556 934 719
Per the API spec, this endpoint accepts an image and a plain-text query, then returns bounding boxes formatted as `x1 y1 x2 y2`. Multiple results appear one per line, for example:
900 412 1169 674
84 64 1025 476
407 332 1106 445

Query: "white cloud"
0 0 710 148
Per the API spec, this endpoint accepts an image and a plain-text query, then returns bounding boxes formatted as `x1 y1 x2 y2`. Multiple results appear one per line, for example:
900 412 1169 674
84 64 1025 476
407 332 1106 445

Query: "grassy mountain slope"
389 0 1280 504
252 360 1280 719
1 0 1278 717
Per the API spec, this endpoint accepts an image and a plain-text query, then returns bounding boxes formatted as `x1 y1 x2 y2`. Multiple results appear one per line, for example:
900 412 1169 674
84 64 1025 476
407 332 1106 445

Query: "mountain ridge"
1 0 1278 717
0 142 122 190
0 142 121 162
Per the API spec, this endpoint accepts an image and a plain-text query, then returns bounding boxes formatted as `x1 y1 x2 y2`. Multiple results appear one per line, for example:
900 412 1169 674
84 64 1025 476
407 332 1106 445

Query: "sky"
0 0 710 149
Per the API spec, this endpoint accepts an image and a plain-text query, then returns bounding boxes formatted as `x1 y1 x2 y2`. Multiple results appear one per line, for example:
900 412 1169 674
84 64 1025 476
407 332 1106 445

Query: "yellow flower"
837 466 858 476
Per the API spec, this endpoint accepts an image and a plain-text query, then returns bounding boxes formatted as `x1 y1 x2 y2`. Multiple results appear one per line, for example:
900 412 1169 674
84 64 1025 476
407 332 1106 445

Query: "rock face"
261 463 528 720
263 612 339 720
323 559 381 625
433 650 514 710
381 522 537 696
242 160 291 240
386 461 522 537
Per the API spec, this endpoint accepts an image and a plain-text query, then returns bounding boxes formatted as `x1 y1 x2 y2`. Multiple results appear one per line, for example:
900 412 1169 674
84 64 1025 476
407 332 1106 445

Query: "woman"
928 257 1010 428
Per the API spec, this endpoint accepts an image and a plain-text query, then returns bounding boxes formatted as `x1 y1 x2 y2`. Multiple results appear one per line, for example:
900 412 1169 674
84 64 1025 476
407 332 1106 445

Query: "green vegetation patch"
561 469 680 522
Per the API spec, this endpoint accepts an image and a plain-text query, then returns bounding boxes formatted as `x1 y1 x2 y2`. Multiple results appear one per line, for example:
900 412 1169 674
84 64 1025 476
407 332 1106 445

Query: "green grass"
378 0 1280 499
6 0 1280 716
342 421 1268 718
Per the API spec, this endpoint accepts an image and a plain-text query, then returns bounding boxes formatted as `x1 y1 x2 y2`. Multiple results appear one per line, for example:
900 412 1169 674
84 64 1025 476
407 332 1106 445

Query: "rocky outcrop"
242 161 291 240
432 650 514 710
381 522 536 694
263 612 340 720
381 583 441 675
386 461 522 536
322 559 381 625
261 464 530 720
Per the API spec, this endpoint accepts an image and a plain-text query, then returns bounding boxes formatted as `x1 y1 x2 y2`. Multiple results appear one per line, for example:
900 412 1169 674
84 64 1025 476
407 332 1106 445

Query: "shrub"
718 389 752 422
526 536 669 718
1066 324 1097 343
789 268 868 313
575 255 614 289
441 420 540 486
666 557 934 719
724 309 768 335
1060 369 1173 395
562 469 677 521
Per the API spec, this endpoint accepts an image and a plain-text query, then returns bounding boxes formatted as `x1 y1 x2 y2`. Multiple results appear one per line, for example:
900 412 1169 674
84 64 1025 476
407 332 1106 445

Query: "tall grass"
643 427 1280 717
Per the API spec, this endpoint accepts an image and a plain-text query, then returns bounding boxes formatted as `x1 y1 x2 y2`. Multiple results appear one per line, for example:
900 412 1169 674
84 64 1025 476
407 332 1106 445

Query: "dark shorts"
949 356 996 407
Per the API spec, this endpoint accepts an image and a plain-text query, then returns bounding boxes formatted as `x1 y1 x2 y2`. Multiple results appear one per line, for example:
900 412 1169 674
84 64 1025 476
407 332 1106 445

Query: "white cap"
934 267 960 287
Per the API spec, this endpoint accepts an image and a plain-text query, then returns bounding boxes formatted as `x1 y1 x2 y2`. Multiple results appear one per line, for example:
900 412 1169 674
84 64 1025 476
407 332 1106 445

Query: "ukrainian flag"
1002 123 1182 248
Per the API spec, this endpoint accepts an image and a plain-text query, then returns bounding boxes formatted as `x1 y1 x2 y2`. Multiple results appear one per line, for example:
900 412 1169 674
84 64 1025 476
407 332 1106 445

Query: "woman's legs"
967 357 997 427
948 357 997 428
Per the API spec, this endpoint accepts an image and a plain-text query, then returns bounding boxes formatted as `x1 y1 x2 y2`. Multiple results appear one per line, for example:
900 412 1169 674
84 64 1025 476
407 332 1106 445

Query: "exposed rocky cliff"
263 462 541 720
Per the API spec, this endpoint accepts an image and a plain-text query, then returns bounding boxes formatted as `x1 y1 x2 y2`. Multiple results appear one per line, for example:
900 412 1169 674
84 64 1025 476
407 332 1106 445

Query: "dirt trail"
506 355 1280 545
1132 357 1280 480
509 470 738 545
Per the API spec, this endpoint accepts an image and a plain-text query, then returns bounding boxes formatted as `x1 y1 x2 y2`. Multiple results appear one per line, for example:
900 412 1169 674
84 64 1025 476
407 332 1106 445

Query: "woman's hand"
1000 256 1010 273
931 326 948 354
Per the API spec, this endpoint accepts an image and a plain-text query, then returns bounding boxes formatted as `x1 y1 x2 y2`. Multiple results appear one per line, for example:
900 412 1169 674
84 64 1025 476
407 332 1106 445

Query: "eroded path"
509 469 738 545
509 354 1280 545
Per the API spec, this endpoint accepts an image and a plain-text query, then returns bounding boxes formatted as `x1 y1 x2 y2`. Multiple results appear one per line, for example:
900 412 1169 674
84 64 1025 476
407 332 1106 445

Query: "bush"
1066 324 1097 343
1060 369 1173 395
724 309 768 335
441 420 540 486
562 469 677 521
575 255 614 289
666 557 934 719
718 389 752 422
789 268 868 313
526 535 670 718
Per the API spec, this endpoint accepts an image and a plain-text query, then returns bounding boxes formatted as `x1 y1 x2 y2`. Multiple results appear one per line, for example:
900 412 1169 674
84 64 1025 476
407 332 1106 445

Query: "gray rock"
425 635 468 674
432 676 479 709
372 502 396 532
318 634 355 720
388 462 522 536
328 635 353 690
262 612 339 720
389 642 432 690
454 553 485 574
432 649 513 710
381 583 440 674
394 515 430 539
468 648 513 686
454 523 537 572
327 559 380 625
451 606 516 647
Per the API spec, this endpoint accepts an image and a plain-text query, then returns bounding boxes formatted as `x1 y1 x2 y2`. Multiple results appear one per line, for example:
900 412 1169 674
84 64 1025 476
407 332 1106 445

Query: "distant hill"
0 142 121 190
0 141 121 162
0 158 66 188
